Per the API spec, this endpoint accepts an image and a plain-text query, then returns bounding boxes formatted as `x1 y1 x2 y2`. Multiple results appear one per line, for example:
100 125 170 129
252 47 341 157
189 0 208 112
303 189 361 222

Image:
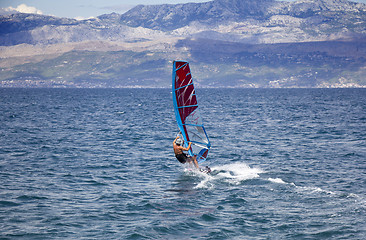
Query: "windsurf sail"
172 60 211 163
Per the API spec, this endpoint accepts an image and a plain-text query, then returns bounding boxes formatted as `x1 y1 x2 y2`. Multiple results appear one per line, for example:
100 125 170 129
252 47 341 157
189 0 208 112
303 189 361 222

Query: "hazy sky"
1 0 365 19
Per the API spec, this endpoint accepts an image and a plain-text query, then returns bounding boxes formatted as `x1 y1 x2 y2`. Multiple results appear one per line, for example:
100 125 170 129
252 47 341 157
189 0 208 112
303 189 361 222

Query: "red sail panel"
175 61 191 88
174 62 198 125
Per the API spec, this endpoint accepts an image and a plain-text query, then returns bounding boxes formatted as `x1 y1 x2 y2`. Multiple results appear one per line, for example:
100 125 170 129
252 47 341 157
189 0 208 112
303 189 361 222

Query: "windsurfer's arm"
182 142 192 151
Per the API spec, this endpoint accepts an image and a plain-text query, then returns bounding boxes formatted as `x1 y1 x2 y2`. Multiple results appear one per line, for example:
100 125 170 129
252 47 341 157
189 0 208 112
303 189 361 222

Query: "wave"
268 177 287 184
267 177 335 194
266 176 366 206
268 177 366 210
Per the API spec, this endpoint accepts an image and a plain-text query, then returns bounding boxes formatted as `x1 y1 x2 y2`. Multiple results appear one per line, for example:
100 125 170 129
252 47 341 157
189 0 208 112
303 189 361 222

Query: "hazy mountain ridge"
0 13 78 36
1 0 365 46
120 0 366 33
1 38 365 88
0 13 168 46
120 0 276 30
0 0 365 88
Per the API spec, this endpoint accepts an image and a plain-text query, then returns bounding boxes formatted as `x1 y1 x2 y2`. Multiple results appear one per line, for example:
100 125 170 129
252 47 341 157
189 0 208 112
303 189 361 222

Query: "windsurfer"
173 136 199 169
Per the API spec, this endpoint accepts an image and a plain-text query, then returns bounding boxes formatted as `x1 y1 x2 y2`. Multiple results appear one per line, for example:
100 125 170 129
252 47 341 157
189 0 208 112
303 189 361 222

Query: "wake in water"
183 163 365 208
267 177 366 208
267 177 335 195
183 163 263 189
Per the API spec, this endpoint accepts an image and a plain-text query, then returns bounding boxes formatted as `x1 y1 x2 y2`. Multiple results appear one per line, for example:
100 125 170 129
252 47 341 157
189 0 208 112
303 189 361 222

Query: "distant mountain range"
0 0 365 88
121 0 366 34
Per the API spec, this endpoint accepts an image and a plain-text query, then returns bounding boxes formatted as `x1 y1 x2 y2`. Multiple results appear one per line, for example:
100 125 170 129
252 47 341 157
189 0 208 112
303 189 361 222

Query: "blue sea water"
0 88 365 239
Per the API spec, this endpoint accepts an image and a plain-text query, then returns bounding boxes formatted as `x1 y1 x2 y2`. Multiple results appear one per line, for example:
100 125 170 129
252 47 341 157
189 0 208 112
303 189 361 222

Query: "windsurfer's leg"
192 155 199 169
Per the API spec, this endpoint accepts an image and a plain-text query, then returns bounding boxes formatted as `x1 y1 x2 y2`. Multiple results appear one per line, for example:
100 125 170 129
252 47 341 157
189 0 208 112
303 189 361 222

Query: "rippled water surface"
0 88 365 239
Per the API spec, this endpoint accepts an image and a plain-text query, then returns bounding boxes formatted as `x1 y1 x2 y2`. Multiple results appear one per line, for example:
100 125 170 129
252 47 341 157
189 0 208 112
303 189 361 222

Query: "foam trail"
194 163 263 189
195 174 214 189
268 178 287 184
267 177 336 195
295 185 336 195
267 177 338 196
213 163 263 183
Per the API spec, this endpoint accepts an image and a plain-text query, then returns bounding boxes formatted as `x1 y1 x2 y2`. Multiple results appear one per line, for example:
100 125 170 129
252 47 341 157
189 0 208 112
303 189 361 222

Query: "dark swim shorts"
175 153 188 164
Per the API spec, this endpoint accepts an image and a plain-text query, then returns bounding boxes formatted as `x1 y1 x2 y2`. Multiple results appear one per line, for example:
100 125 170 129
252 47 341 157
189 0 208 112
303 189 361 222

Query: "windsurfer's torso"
173 144 184 155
